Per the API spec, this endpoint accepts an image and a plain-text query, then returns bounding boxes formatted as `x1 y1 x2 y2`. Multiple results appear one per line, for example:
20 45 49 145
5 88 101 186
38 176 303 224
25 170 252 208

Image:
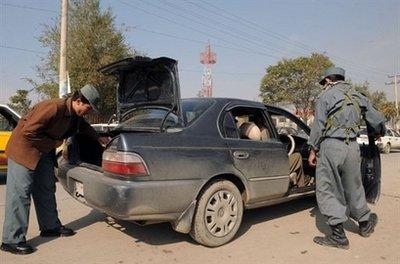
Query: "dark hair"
327 74 345 82
71 90 90 105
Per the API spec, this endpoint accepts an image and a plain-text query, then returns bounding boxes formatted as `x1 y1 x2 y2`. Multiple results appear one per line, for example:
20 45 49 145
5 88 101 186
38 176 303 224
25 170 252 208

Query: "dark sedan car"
57 57 379 247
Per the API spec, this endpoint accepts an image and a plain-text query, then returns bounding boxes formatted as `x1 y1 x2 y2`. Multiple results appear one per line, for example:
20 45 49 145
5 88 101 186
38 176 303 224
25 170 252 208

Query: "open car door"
360 124 382 204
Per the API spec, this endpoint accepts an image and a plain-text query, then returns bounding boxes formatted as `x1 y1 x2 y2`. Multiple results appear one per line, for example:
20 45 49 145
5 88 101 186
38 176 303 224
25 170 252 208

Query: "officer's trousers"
316 138 370 226
2 154 61 244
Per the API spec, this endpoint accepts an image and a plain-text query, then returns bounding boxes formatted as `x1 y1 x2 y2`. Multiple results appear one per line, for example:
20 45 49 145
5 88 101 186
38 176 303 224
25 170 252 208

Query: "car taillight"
0 156 7 166
102 149 149 177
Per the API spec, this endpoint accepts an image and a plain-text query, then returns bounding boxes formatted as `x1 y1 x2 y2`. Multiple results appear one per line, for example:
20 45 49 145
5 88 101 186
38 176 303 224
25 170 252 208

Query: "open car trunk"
66 133 105 168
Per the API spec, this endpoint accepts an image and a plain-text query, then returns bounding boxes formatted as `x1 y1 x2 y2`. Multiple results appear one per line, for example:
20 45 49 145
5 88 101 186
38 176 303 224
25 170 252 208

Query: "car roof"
183 97 266 108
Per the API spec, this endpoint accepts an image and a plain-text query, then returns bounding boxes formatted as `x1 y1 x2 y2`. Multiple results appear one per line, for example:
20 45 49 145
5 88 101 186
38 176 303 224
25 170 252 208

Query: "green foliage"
352 81 398 121
259 53 333 121
8 89 32 115
33 0 133 115
353 81 386 108
379 101 397 122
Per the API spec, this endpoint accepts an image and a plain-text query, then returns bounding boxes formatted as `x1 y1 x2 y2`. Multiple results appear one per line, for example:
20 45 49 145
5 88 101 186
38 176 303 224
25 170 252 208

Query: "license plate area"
73 180 86 203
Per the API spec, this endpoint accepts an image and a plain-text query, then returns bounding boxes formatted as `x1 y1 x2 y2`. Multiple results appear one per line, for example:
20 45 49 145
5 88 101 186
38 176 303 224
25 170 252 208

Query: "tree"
8 89 31 115
353 81 387 108
259 53 333 122
33 0 134 117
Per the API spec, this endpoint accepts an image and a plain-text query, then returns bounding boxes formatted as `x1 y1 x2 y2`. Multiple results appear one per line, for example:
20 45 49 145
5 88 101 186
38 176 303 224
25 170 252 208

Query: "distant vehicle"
0 105 20 176
56 57 382 247
357 127 400 154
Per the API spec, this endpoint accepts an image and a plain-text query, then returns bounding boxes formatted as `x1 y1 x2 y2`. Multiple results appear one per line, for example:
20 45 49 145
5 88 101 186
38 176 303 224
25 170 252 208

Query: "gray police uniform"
308 81 385 226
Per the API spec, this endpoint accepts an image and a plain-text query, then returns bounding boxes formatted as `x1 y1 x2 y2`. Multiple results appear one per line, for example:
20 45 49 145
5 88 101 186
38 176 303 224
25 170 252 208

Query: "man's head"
71 84 100 117
319 67 345 85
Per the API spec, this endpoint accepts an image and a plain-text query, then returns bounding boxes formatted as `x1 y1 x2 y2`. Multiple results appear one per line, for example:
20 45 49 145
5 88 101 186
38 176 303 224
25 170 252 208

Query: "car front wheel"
190 180 243 247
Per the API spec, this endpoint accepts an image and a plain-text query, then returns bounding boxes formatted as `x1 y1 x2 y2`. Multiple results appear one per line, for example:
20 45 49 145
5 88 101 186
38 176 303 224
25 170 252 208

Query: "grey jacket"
308 81 386 151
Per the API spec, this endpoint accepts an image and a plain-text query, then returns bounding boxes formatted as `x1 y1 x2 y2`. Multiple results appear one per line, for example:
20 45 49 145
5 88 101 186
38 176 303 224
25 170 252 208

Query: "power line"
158 0 303 58
0 45 46 54
193 0 313 53
117 0 280 60
195 0 388 76
134 0 285 58
135 27 281 59
0 2 58 13
132 0 382 80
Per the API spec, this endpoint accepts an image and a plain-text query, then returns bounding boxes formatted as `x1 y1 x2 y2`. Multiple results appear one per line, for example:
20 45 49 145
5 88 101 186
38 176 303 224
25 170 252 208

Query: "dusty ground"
1 151 399 264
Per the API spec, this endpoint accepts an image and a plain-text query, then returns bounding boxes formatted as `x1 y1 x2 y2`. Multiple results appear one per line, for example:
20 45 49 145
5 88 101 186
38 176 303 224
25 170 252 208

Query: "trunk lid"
99 57 183 123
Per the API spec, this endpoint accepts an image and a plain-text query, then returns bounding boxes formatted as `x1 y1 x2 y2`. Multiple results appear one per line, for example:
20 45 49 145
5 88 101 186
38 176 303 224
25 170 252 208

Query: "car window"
181 99 214 126
120 108 178 129
270 113 308 139
0 112 15 131
221 106 273 142
118 99 214 130
221 112 239 139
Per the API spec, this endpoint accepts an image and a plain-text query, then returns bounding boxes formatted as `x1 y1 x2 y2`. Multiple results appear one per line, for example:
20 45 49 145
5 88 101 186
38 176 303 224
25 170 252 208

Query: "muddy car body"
57 57 379 247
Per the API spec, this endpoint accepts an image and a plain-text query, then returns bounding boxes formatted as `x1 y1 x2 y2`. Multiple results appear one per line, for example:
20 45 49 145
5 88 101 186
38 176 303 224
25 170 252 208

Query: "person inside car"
239 122 310 187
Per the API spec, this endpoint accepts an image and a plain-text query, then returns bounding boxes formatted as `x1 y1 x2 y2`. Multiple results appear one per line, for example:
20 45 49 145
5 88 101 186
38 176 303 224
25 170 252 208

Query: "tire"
190 180 243 247
383 143 391 154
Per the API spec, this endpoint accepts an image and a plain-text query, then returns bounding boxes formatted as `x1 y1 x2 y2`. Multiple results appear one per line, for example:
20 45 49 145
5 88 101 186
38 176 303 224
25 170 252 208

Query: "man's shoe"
313 235 350 249
0 242 34 255
359 213 378 237
40 226 75 237
313 224 349 249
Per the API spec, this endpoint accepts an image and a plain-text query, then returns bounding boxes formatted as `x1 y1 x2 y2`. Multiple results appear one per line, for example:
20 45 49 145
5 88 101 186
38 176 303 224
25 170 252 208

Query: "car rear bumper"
57 162 204 222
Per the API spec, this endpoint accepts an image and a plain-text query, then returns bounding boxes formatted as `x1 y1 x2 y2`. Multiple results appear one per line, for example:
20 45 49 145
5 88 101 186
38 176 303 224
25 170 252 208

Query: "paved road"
1 151 399 264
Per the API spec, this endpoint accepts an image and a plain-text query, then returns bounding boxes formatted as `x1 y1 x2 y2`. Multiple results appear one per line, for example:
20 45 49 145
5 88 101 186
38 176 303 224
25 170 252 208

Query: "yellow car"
0 104 20 175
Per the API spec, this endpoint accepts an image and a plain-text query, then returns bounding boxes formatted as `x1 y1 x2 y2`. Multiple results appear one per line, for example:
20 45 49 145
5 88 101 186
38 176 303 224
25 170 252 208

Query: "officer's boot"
313 224 349 249
359 213 378 237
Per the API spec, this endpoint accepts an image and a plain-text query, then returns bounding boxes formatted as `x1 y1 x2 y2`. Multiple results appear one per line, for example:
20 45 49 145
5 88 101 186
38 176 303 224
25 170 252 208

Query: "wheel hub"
205 190 238 237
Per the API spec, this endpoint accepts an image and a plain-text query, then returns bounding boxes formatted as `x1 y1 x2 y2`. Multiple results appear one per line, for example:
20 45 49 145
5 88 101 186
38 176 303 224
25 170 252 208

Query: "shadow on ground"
27 196 326 247
22 195 364 248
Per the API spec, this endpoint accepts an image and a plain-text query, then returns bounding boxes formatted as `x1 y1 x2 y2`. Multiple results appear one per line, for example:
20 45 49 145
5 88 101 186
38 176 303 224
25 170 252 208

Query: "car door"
391 130 400 148
386 130 395 148
0 105 20 174
219 104 290 203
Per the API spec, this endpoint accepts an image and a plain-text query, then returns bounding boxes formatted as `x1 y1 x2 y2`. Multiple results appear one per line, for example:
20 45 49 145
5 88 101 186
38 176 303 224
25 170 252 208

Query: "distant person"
308 67 386 249
1 84 109 255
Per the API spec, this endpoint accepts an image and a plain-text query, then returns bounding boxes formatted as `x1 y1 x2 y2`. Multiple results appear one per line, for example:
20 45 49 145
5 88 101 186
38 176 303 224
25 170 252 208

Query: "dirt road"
1 151 399 264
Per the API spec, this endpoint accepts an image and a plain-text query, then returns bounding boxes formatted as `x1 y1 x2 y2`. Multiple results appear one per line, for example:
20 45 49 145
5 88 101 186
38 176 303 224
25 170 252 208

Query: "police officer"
1 85 109 255
307 67 386 249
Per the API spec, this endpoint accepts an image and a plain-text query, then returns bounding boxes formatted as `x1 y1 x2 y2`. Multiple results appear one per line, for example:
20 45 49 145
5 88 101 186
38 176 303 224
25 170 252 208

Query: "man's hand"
308 148 317 167
98 136 111 147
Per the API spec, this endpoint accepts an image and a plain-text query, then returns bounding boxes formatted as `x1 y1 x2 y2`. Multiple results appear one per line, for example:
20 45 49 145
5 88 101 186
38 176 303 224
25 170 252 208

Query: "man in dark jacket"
1 84 108 255
308 67 386 249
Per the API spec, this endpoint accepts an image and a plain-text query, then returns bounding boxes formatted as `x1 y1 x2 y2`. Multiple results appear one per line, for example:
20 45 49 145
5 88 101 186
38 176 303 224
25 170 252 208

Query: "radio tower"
200 42 217 97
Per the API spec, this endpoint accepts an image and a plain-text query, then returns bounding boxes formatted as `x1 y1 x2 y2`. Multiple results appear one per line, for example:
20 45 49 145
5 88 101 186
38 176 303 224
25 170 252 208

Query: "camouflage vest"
323 83 362 143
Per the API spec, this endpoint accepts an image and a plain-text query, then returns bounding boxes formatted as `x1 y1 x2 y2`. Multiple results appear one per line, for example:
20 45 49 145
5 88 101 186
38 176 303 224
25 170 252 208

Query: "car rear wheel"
190 180 243 247
383 143 391 154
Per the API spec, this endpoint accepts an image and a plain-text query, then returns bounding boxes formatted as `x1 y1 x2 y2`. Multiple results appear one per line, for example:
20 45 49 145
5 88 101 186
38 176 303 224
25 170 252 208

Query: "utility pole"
59 0 69 98
385 74 400 118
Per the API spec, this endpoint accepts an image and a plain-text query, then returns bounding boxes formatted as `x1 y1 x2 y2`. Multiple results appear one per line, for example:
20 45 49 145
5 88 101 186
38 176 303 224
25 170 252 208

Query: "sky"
1 0 399 105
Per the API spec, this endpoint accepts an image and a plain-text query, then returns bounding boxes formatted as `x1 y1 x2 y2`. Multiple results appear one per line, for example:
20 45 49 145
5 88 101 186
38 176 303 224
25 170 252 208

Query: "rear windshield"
117 99 214 130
